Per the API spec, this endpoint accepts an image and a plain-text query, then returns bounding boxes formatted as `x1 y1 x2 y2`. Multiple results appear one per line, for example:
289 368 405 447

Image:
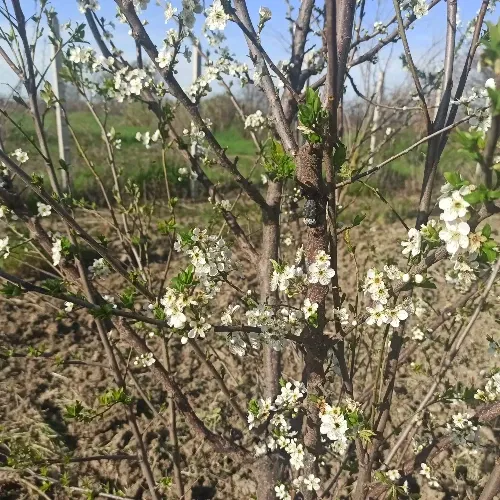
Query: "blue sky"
2 1 497 96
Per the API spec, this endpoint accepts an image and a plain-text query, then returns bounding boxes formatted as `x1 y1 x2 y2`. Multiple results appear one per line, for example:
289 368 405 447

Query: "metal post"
190 39 202 199
50 14 71 191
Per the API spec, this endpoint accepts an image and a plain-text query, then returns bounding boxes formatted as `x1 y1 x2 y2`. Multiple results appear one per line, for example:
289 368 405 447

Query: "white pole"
369 70 384 166
50 14 71 191
190 40 202 199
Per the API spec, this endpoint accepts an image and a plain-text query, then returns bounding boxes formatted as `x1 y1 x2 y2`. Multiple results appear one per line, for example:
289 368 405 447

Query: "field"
0 100 498 500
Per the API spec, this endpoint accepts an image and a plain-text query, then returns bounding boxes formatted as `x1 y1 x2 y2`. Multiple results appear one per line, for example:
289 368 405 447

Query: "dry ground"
0 208 499 499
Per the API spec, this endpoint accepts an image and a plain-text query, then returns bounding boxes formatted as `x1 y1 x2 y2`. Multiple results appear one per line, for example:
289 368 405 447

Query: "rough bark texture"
257 181 283 500
298 143 329 500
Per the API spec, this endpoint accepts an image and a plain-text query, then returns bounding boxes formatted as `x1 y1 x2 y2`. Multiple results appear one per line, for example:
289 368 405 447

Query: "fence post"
190 39 202 199
369 70 385 166
50 14 71 191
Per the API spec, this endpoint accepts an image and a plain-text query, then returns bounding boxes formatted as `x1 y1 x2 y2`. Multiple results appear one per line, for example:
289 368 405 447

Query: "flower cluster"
68 46 95 65
363 268 411 328
413 0 429 18
134 352 155 367
446 412 477 446
184 317 211 344
88 258 111 279
205 0 229 31
419 463 440 489
244 110 267 130
135 129 161 148
160 288 195 329
445 258 479 291
401 228 421 257
270 261 305 296
438 184 474 256
373 21 387 34
52 237 63 266
307 250 336 286
333 307 350 326
112 67 153 102
77 0 100 13
106 127 122 149
243 304 303 352
248 380 307 471
175 228 233 290
183 120 211 148
319 403 350 454
11 148 28 164
475 371 500 402
293 474 320 492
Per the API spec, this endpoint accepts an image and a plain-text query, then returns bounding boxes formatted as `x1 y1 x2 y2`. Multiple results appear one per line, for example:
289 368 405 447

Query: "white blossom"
77 0 100 14
37 202 51 217
439 191 470 222
303 474 320 491
88 258 111 278
302 298 318 320
11 148 28 164
387 469 401 482
205 0 229 31
134 352 155 367
244 110 266 130
164 2 177 22
446 412 477 445
52 238 63 266
68 46 94 64
413 0 429 18
475 372 500 402
155 48 173 69
274 484 291 500
320 403 348 442
307 250 335 285
439 221 470 255
401 228 422 257
0 236 9 259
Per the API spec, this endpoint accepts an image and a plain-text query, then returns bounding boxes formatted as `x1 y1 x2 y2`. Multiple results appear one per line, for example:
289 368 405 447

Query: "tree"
1 0 500 499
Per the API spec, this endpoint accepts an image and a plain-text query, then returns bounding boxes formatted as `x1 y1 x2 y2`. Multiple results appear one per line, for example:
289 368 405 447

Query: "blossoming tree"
1 0 500 499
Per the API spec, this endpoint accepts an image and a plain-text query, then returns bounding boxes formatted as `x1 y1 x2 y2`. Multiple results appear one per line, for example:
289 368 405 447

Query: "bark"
297 143 329 500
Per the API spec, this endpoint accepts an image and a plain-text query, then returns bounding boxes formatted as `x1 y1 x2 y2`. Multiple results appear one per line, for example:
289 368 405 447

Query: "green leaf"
170 265 196 292
119 287 136 309
487 87 500 116
443 171 462 187
415 280 436 289
463 189 487 204
41 279 66 295
90 303 114 319
482 245 498 262
1 282 24 297
158 218 176 235
248 398 259 416
99 387 132 406
483 224 492 238
482 21 500 69
13 95 28 108
352 213 366 227
487 189 500 200
453 130 485 163
333 141 347 168
262 140 295 181
58 158 69 171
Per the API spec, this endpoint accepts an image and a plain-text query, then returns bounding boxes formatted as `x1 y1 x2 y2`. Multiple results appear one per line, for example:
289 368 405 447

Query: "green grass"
214 127 257 156
2 104 262 203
